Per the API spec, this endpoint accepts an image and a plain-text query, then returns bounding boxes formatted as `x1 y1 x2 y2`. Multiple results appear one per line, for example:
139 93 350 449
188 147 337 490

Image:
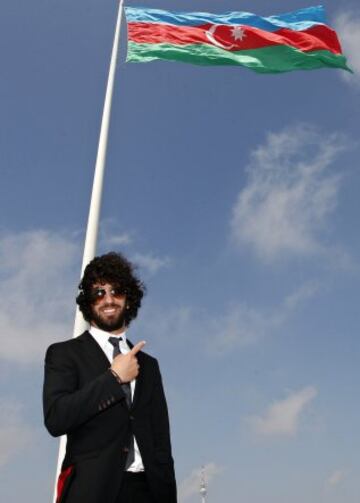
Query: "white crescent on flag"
205 25 235 50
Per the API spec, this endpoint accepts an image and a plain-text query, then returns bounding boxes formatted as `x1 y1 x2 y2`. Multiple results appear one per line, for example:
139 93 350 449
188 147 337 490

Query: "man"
43 252 176 503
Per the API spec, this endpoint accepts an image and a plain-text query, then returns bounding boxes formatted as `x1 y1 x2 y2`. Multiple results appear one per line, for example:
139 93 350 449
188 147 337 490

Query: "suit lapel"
127 339 145 409
77 331 110 373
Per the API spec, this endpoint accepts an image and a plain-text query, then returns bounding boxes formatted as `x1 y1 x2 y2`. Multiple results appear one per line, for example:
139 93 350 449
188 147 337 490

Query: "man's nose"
103 291 115 303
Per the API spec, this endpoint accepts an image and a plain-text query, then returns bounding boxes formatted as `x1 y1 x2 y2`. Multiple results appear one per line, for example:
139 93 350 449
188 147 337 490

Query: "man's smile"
102 307 118 314
102 306 119 313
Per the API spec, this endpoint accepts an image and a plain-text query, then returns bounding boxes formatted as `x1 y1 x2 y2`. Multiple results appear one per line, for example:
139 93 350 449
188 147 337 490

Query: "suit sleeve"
151 360 175 464
43 342 126 437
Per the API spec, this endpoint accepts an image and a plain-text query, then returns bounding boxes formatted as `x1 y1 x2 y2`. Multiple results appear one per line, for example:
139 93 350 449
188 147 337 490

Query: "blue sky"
1 0 360 501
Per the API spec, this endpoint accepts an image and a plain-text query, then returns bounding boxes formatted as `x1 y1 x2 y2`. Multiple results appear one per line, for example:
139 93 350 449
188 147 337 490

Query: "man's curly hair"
76 252 146 326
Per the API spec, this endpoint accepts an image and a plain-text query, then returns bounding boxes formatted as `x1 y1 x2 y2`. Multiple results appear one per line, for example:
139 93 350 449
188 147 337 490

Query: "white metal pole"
51 1 125 501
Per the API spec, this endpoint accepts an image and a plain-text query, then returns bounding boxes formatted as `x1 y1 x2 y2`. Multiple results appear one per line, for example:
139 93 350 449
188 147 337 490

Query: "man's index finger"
130 341 146 355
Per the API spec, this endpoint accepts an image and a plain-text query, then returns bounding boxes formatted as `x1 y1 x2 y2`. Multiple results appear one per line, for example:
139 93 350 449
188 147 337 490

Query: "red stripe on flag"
127 22 343 54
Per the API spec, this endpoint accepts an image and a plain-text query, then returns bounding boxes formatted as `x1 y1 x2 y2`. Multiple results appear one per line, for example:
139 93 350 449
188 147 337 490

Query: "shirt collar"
89 325 127 351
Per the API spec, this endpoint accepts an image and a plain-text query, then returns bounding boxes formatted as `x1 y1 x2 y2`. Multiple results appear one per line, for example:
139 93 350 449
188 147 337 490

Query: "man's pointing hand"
110 341 146 383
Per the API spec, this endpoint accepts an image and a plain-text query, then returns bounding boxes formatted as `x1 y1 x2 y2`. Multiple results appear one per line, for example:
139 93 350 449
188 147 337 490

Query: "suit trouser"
117 472 155 503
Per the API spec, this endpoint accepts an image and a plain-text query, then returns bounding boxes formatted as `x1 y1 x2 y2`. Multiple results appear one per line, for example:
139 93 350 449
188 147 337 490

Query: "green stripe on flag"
127 42 351 73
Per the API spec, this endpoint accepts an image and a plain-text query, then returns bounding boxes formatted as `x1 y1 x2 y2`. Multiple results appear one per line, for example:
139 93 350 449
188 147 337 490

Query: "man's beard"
90 306 127 332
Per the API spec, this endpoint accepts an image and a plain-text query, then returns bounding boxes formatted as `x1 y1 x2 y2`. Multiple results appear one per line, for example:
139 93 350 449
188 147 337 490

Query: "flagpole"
51 1 125 501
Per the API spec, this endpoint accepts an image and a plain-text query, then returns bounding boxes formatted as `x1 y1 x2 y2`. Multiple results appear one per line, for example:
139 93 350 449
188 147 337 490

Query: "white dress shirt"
89 325 144 472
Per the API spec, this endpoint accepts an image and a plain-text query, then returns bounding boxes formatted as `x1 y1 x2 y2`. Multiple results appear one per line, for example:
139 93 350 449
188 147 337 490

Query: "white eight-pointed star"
231 26 246 41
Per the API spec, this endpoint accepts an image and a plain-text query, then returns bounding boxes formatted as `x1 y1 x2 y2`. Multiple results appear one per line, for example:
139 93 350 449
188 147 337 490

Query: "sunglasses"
89 286 127 304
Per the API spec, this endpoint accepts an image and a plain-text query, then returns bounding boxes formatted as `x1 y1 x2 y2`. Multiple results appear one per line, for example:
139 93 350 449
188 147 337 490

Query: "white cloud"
334 12 360 87
178 463 223 502
103 232 132 246
283 281 320 310
133 252 171 275
211 281 318 352
97 219 170 275
0 230 78 364
210 303 279 352
326 469 345 487
98 218 133 248
247 386 317 437
0 400 33 467
139 281 318 353
230 125 348 262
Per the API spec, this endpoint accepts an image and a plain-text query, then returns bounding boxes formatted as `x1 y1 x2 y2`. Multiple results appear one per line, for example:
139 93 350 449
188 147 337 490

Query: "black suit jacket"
43 331 176 503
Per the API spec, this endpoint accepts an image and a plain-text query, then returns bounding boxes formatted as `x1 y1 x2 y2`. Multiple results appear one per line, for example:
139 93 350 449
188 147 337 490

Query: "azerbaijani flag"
125 5 351 73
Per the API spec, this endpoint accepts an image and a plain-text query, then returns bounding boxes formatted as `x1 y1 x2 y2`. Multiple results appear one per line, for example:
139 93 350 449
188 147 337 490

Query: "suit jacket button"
122 447 129 453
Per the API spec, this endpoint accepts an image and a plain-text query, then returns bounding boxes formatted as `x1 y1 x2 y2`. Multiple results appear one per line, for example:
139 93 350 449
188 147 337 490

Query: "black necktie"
108 336 135 469
108 337 132 407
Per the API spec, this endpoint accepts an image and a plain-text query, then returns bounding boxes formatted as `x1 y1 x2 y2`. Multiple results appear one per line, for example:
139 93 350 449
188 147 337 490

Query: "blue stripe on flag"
125 6 327 32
